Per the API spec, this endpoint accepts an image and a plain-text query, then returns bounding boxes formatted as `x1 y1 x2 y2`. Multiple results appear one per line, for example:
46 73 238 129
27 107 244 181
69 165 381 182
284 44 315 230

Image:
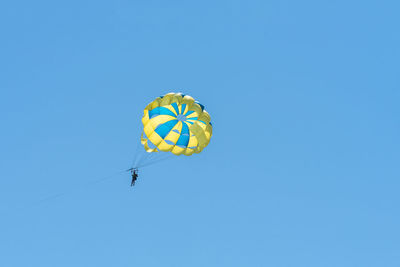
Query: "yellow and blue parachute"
141 92 212 156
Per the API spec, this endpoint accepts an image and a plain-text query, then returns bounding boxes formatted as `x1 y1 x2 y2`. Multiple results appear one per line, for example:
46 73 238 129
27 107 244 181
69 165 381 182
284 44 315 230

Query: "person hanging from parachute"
130 168 138 186
129 92 213 187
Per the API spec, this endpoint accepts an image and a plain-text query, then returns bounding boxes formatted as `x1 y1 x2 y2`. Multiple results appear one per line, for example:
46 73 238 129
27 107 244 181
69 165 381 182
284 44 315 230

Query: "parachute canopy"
141 92 212 156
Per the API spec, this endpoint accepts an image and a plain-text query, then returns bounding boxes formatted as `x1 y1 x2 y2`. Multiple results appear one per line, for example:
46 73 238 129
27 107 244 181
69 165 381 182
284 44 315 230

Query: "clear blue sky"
1 0 399 266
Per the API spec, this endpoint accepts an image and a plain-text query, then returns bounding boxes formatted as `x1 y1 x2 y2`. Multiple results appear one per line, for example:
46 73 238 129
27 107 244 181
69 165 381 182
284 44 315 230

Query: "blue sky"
1 0 399 266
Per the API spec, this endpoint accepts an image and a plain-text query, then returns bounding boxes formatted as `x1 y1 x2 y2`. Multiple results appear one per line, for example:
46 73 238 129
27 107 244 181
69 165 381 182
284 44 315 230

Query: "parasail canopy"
141 92 212 156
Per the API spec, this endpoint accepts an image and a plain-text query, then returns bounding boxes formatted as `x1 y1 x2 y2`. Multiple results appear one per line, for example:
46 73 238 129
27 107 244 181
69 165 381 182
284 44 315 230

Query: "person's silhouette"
131 169 138 186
